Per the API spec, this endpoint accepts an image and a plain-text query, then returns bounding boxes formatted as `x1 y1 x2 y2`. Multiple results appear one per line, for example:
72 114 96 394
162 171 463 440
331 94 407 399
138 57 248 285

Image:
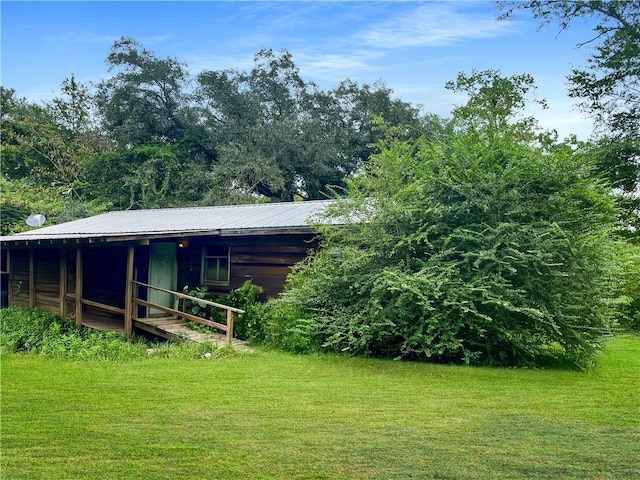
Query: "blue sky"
1 1 600 139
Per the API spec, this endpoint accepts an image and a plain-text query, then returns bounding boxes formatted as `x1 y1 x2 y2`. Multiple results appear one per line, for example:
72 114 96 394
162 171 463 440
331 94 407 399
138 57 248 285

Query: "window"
201 245 230 286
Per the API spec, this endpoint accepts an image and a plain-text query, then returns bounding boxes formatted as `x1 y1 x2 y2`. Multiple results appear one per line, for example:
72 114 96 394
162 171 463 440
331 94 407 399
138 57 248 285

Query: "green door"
148 243 177 315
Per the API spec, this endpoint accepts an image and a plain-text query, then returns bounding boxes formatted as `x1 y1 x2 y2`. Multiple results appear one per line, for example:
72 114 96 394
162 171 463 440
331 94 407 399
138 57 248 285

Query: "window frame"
200 244 230 286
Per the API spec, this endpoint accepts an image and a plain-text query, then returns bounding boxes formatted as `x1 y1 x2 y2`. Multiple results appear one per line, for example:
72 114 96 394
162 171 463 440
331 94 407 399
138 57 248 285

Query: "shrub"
0 306 149 360
268 79 623 368
182 281 266 342
0 306 70 352
260 299 321 353
217 281 265 341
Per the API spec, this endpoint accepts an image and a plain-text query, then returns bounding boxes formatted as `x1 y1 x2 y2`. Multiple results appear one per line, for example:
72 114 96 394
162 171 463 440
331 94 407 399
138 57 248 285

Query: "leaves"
3 40 425 209
270 71 621 367
498 1 640 228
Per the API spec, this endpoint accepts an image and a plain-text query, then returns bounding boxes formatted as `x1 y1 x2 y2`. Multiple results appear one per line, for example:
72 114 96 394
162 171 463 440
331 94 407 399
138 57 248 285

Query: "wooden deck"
133 315 253 351
72 282 250 350
81 315 252 351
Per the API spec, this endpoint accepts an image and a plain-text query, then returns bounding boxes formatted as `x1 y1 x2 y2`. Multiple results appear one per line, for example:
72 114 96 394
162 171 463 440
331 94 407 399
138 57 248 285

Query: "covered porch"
5 244 244 345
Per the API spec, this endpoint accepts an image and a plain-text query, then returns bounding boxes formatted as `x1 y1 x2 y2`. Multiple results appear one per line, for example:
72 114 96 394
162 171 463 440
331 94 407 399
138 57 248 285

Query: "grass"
1 336 639 480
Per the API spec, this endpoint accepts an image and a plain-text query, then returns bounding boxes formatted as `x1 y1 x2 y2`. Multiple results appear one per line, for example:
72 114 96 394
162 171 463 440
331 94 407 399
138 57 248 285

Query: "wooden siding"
9 250 30 307
7 248 63 315
1 249 8 308
5 246 128 327
3 231 318 333
34 249 61 316
65 250 77 319
230 235 317 297
66 250 76 294
177 234 317 298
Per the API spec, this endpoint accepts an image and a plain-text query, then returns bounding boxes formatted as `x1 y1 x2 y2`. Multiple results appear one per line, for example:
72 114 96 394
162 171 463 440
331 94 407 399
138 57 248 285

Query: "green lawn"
1 336 639 480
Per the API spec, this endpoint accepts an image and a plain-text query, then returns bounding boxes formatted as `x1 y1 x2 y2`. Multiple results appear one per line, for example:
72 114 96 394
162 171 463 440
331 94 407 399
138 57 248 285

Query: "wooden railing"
131 281 244 344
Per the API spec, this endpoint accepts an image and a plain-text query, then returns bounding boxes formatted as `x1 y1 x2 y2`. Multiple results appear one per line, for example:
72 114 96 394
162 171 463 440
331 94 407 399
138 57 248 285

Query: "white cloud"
359 3 518 49
296 51 380 80
184 53 256 75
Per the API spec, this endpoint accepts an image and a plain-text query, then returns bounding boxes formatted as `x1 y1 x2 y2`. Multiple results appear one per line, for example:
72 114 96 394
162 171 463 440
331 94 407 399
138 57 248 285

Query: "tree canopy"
1 39 426 225
196 48 424 201
499 0 639 230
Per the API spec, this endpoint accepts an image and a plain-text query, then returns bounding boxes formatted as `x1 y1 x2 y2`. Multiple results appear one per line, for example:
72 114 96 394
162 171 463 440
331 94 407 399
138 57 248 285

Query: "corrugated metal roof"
1 200 334 243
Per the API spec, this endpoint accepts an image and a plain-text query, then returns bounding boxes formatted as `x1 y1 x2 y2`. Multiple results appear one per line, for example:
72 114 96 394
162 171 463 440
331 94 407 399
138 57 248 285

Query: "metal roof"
0 200 334 244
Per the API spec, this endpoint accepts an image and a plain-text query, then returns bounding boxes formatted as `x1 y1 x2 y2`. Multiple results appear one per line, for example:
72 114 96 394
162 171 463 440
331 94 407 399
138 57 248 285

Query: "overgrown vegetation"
3 2 637 231
0 306 234 361
499 0 640 231
261 72 628 368
182 280 266 342
1 42 426 234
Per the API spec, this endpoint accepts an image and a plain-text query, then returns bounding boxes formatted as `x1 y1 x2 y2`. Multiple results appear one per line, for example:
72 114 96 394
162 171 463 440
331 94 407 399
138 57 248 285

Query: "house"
0 200 332 340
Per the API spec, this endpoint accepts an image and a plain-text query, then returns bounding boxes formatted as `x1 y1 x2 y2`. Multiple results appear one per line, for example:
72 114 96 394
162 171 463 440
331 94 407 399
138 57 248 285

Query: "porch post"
75 247 83 327
226 309 234 345
124 245 135 338
59 249 67 318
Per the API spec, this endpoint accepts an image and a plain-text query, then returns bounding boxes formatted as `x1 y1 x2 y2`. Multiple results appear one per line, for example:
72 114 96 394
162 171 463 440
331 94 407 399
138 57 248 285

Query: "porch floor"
82 318 126 334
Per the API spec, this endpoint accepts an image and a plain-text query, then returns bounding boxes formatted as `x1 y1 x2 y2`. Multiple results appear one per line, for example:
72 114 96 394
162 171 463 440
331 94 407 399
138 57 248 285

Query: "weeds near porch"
0 306 236 361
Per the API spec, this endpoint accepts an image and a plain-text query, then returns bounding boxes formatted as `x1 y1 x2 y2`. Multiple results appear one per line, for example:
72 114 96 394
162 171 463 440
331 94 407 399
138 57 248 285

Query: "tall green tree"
1 85 93 196
2 41 429 210
328 79 425 171
1 84 110 232
95 37 195 146
49 74 95 136
498 0 639 229
269 71 620 367
499 1 639 133
197 48 423 201
445 69 552 144
90 38 218 208
1 87 48 181
83 142 221 210
198 49 339 201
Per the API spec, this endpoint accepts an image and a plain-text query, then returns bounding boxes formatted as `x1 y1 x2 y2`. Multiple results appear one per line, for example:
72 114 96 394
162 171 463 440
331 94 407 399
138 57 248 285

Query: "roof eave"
0 225 319 247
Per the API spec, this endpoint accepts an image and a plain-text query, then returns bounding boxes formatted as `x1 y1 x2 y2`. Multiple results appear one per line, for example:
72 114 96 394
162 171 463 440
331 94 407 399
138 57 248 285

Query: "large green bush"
267 72 624 368
217 280 265 341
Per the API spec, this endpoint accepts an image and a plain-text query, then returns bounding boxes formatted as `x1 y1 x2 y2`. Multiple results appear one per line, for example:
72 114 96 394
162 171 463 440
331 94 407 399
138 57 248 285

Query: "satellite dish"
26 214 47 227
